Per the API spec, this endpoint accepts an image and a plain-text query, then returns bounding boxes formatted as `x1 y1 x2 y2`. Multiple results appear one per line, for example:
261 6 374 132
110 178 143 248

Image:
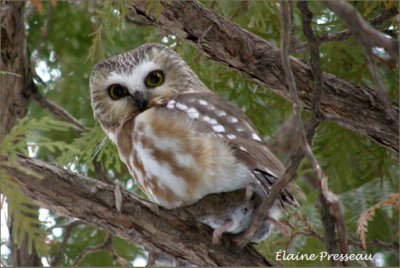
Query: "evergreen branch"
4 155 272 266
356 193 400 250
127 0 399 153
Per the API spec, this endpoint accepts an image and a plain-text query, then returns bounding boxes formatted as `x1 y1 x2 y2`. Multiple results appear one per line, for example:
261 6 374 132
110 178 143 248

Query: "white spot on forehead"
215 110 226 117
252 133 262 142
176 102 188 111
227 116 238 123
187 107 199 119
106 61 160 93
198 99 208 105
167 100 176 109
227 134 237 140
212 124 225 133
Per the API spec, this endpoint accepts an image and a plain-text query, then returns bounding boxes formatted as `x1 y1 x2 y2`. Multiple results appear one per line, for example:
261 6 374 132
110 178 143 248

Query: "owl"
90 43 296 214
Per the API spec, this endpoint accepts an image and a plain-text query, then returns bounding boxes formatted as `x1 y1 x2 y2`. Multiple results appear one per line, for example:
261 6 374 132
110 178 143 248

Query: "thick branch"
4 156 271 267
128 0 399 153
0 1 34 144
0 2 40 266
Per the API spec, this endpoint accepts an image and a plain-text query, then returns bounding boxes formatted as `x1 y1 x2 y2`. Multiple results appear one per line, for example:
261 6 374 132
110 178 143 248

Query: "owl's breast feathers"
115 91 297 209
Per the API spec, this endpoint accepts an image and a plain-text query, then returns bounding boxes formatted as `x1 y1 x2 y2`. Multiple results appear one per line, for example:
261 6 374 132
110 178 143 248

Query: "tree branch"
324 0 398 62
127 0 399 154
294 6 399 51
72 234 112 266
0 1 34 144
31 89 84 132
0 2 40 266
3 155 271 267
324 0 398 126
298 2 348 264
50 220 84 266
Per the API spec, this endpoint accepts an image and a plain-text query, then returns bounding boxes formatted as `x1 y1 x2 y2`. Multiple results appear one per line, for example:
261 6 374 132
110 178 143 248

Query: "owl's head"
90 43 204 130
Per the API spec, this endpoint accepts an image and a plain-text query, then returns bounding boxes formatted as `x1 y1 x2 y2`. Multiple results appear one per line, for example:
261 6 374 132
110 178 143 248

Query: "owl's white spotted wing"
156 91 297 207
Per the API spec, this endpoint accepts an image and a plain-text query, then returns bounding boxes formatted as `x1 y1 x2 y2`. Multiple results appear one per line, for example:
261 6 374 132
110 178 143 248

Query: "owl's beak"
132 91 148 111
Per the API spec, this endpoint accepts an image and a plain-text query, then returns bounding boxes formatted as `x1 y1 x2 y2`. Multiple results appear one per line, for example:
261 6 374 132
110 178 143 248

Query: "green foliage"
0 174 48 256
0 116 76 162
56 125 122 175
0 116 76 260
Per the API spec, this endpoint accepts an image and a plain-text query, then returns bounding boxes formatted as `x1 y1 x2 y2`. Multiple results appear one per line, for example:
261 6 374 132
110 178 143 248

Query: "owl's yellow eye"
145 70 164 88
108 84 128 100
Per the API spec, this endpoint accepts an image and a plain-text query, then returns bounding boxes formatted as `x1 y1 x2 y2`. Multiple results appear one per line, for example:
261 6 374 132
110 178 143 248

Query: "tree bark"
1 1 40 266
4 155 271 267
0 1 34 144
127 0 399 153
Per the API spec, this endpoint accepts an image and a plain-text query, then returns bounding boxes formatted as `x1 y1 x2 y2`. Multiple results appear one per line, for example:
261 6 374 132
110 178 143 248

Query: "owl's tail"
252 169 299 208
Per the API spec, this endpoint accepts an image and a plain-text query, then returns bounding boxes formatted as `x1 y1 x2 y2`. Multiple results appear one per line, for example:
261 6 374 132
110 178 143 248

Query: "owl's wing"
156 91 298 207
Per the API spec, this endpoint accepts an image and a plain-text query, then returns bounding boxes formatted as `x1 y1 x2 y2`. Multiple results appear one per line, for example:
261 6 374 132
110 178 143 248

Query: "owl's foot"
212 220 233 244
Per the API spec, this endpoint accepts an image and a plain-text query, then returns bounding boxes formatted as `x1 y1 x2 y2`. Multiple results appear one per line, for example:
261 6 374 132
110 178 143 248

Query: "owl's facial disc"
90 43 199 130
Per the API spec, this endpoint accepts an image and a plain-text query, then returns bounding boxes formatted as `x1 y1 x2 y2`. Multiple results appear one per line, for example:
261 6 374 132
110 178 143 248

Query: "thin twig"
72 234 112 266
295 7 399 52
348 238 399 252
110 245 130 267
324 1 398 61
51 220 84 266
234 1 311 247
298 2 348 265
288 1 297 54
31 89 84 132
285 230 324 250
324 0 399 126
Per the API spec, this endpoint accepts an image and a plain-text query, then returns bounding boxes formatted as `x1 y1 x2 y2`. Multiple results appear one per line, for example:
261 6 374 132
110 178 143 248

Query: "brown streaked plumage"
90 43 298 241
